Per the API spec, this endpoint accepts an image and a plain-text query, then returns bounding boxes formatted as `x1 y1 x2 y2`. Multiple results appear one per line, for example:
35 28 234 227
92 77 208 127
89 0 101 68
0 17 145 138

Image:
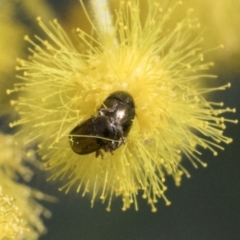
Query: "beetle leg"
116 126 125 146
120 136 126 145
104 143 114 155
96 149 104 159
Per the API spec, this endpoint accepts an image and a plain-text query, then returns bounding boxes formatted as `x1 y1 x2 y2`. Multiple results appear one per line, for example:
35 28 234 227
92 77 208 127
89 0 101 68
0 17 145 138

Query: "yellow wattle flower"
11 0 236 212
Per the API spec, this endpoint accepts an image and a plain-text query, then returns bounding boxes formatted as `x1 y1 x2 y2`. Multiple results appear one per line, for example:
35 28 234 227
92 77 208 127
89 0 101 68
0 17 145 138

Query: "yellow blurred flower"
181 0 240 69
0 0 55 109
0 133 32 180
0 187 26 240
0 1 23 72
0 1 24 106
11 0 236 211
0 133 51 239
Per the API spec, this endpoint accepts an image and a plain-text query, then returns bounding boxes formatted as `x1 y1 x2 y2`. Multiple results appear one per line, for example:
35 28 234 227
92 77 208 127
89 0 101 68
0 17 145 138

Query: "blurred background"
0 0 239 239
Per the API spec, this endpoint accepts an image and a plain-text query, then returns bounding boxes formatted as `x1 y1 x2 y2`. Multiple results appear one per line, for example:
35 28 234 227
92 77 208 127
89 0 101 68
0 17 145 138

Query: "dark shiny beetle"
69 91 135 158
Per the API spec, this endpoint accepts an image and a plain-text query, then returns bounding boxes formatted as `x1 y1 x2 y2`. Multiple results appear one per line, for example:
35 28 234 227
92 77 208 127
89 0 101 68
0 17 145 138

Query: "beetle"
69 91 136 158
